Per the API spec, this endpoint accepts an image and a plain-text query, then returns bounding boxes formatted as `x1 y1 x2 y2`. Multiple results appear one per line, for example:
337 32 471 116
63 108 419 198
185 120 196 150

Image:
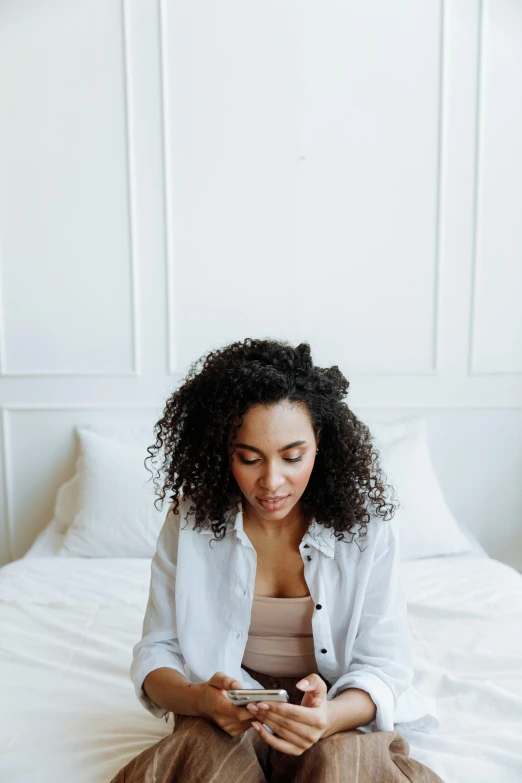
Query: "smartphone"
227 688 289 707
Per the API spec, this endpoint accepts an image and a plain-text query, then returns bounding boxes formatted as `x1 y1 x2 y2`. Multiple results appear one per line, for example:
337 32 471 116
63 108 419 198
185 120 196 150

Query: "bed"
1 419 522 782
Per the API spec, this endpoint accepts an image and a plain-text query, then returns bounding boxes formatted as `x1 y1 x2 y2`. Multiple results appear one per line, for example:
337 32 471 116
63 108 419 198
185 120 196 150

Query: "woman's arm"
326 520 414 732
142 667 206 717
322 687 377 737
130 501 191 718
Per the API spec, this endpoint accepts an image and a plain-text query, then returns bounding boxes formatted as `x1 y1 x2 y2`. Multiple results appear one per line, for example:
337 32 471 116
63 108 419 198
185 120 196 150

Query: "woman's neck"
242 502 311 546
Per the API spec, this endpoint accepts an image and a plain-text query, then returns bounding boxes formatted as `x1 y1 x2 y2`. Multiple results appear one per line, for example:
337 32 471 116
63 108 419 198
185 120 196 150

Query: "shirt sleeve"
130 500 188 719
327 520 414 732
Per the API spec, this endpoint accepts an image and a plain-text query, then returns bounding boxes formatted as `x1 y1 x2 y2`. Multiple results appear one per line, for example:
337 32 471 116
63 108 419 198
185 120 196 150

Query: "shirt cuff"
327 671 396 732
131 655 188 720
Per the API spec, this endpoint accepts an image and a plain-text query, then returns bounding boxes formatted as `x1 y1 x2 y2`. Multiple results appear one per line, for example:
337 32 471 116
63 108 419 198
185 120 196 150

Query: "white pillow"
368 417 474 560
53 473 81 535
54 418 474 560
58 428 167 558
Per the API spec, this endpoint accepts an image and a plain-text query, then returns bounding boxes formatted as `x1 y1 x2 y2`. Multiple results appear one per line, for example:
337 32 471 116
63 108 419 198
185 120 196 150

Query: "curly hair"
145 338 399 549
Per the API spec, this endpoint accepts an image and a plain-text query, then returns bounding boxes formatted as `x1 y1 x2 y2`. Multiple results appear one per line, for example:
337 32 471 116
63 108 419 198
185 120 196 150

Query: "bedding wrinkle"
46 605 104 704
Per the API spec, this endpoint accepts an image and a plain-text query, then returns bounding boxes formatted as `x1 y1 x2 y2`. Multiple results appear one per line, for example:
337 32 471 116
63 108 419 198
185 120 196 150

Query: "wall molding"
3 403 163 411
432 0 445 373
159 0 178 376
121 0 141 377
468 0 483 377
466 0 522 378
0 0 141 378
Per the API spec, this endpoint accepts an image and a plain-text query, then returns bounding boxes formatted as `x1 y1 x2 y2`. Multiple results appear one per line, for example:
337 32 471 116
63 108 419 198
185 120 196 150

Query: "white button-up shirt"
131 497 439 734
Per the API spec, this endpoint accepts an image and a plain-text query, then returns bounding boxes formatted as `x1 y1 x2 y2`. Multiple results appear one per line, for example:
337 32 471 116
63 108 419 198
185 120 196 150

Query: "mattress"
1 551 522 782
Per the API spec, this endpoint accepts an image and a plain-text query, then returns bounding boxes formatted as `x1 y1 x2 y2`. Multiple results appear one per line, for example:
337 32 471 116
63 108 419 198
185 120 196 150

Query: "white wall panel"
162 0 444 375
299 0 442 373
470 0 522 374
0 0 138 375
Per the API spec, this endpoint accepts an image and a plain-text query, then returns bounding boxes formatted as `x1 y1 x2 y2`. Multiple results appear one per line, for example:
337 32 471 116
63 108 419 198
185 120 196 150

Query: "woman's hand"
198 672 256 738
246 673 331 755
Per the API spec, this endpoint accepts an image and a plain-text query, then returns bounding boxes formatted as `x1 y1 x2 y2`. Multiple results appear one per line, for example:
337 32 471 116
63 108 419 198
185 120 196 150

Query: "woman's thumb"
296 673 326 707
209 672 243 691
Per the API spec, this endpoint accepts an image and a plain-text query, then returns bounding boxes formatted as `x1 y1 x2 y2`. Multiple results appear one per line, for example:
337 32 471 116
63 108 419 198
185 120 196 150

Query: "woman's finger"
254 709 315 745
297 673 328 708
233 705 256 722
251 721 305 755
255 713 312 748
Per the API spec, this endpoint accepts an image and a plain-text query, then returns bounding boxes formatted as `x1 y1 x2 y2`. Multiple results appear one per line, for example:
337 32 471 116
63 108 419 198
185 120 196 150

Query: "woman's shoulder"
157 496 192 546
165 495 192 525
333 516 393 561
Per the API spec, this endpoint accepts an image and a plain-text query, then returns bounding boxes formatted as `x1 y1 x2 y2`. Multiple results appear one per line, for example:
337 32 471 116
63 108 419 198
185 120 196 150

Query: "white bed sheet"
1 554 521 783
0 556 151 604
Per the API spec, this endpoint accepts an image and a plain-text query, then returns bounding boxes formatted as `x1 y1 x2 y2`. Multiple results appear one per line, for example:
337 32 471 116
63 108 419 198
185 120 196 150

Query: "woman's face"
228 401 320 524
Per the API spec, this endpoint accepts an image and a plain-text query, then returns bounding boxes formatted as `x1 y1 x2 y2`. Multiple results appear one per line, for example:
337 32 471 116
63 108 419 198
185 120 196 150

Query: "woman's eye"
239 456 303 465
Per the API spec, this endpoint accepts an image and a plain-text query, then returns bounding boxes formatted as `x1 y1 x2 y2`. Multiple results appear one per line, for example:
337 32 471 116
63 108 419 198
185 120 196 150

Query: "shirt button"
321 648 327 654
316 604 322 610
304 544 310 548
237 632 241 639
307 555 312 561
244 589 247 596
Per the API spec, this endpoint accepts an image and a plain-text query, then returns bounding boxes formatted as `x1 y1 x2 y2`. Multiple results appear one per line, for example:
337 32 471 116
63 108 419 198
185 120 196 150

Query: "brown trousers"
110 665 445 782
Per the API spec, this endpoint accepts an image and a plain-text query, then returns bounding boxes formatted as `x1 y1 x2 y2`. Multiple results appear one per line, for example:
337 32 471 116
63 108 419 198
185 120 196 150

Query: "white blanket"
1 554 521 783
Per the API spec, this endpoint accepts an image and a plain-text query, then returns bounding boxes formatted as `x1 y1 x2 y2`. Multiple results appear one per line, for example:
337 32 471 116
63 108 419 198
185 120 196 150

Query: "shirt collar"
197 497 336 559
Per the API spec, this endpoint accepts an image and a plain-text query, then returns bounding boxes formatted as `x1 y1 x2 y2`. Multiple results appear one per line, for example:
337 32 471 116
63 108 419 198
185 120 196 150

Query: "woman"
111 338 443 782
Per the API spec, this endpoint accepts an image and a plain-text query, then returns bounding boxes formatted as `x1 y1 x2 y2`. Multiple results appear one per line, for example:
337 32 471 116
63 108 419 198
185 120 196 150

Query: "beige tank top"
242 594 318 677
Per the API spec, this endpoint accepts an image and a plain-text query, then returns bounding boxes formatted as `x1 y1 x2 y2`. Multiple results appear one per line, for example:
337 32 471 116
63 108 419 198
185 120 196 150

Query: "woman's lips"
257 496 289 510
